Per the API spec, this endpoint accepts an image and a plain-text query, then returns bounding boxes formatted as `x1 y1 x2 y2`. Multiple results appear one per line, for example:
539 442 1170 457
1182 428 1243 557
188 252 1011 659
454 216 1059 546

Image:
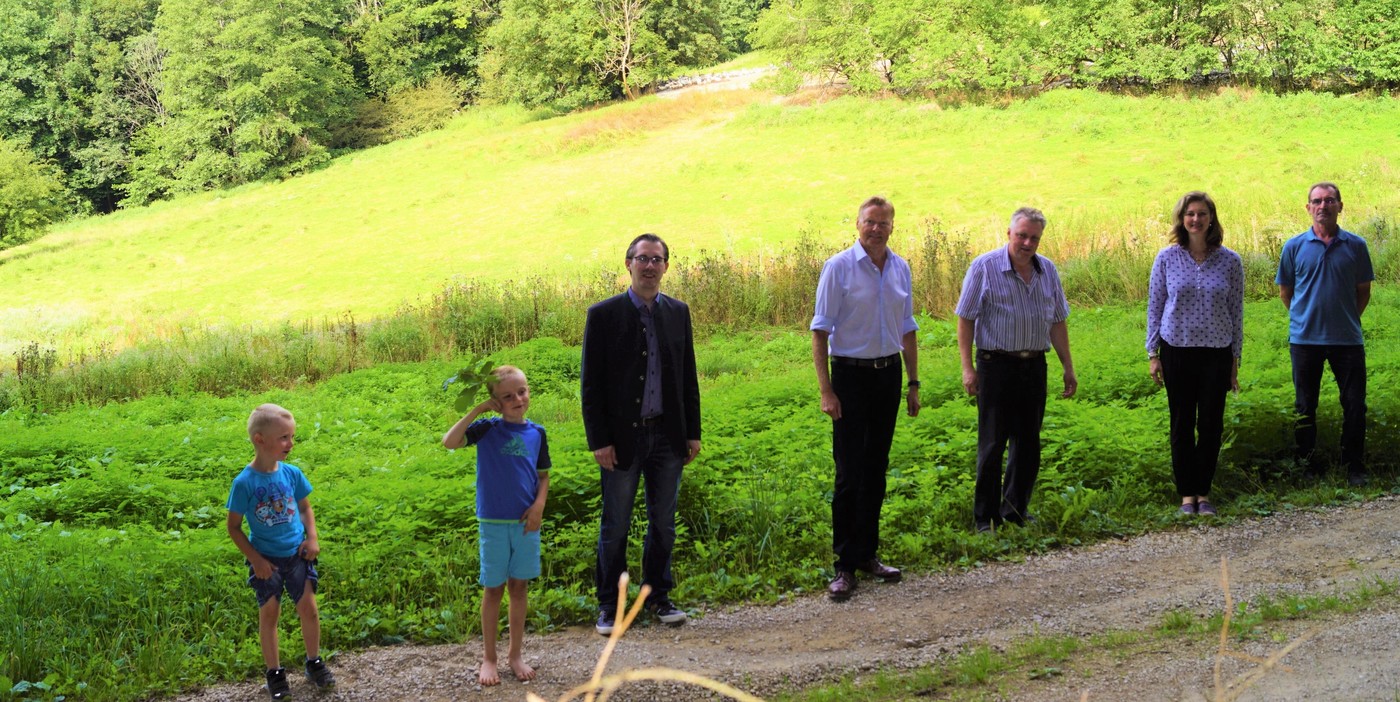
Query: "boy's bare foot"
478 659 501 686
509 657 536 681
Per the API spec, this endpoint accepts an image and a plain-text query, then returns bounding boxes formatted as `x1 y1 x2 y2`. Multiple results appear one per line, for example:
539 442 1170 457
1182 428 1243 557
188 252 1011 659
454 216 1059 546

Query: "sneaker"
265 667 291 700
595 609 616 636
1195 500 1217 517
649 599 688 625
304 655 335 688
1178 503 1196 516
1348 472 1369 487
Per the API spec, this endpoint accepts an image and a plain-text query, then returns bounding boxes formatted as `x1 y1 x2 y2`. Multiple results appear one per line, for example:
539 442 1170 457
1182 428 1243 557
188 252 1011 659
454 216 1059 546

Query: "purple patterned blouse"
1146 245 1244 358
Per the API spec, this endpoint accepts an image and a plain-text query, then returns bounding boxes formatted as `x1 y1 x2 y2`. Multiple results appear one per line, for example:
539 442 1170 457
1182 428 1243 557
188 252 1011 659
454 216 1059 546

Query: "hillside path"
171 495 1400 701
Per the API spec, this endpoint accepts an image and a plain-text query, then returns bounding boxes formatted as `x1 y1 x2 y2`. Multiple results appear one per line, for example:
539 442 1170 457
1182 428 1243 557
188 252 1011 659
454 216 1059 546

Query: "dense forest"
1 0 1395 244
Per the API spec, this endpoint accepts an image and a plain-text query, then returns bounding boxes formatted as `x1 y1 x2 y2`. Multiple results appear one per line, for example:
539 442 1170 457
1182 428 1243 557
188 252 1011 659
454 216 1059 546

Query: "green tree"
648 0 726 69
345 0 487 96
0 137 67 247
122 0 361 205
0 0 159 213
478 0 606 108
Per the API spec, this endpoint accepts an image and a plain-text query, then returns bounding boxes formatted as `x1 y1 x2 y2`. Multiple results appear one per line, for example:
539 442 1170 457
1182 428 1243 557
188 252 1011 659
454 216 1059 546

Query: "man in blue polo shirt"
1276 181 1374 486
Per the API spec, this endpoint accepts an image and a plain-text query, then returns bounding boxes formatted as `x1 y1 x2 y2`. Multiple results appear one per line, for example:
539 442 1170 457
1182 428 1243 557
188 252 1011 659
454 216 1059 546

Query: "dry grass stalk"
1212 556 1316 702
524 572 765 702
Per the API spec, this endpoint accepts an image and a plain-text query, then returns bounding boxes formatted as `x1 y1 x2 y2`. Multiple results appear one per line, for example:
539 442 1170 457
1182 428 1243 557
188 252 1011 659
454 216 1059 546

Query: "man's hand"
906 387 921 417
1061 370 1078 399
251 555 277 580
685 440 702 464
299 538 320 561
961 368 979 396
520 502 544 533
820 389 842 420
593 445 618 471
1149 357 1163 386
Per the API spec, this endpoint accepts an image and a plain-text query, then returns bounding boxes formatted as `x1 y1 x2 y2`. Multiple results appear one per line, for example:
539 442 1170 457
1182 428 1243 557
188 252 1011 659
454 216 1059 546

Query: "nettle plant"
442 354 496 411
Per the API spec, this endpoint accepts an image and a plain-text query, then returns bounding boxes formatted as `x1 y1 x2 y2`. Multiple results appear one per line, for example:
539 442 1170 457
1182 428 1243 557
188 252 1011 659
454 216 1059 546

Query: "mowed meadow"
2 87 1400 701
3 88 1400 362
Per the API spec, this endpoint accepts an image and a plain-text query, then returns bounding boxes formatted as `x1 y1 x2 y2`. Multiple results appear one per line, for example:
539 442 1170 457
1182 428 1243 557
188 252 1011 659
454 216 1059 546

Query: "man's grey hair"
1009 207 1047 230
1307 181 1342 202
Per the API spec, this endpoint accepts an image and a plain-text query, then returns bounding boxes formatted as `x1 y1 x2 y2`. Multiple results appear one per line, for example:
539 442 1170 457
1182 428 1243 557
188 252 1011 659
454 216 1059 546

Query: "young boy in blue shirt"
443 365 551 686
226 403 335 700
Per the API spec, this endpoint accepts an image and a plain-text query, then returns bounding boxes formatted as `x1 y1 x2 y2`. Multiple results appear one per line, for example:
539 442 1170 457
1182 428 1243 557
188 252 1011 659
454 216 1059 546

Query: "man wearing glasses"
582 233 701 634
811 196 920 602
1277 182 1374 486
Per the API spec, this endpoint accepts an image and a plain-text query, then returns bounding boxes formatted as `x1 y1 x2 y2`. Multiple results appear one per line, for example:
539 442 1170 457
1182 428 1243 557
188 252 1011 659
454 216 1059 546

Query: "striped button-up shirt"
955 247 1069 352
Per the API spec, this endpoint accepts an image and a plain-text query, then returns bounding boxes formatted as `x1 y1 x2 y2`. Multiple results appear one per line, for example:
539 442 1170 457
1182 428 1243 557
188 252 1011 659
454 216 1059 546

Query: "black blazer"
580 292 702 469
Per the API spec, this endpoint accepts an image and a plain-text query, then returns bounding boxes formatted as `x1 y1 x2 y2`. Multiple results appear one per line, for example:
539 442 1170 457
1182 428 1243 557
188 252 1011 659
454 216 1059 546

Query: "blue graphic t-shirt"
226 462 314 558
463 418 551 522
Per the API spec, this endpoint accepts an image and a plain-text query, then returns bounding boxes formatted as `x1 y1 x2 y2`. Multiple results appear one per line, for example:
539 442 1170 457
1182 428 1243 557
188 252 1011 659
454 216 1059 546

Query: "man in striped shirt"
955 207 1077 533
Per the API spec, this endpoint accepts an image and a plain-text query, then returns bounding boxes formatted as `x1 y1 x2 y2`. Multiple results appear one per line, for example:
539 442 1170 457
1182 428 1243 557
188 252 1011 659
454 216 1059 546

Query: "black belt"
980 349 1046 360
831 353 900 369
638 415 664 427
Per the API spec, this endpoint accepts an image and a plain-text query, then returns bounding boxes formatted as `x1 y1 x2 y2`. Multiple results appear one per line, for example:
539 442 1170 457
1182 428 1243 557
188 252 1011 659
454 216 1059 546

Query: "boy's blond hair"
486 366 526 394
248 403 294 440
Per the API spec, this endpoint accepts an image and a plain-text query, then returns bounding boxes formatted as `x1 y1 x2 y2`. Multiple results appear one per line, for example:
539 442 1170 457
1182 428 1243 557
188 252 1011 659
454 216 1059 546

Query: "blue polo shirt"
1275 228 1373 345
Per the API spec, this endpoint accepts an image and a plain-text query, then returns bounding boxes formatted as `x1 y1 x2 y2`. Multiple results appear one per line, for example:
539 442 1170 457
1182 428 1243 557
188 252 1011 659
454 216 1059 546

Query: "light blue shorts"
479 521 541 587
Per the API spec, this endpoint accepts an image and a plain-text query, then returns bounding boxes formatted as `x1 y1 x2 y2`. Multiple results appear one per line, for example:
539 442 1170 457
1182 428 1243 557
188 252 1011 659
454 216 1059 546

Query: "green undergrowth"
778 575 1400 702
2 295 1398 700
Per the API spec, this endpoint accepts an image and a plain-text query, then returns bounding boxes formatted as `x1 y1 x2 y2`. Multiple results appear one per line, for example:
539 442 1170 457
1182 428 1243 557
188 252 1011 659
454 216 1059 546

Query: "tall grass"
5 214 1396 413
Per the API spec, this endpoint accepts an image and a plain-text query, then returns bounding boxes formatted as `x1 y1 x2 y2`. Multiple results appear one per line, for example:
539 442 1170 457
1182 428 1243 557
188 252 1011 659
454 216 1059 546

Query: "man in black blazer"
581 233 702 636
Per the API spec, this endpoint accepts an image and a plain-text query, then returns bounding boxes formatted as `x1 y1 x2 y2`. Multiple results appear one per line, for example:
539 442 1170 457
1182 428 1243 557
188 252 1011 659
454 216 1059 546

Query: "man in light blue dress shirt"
811 196 921 601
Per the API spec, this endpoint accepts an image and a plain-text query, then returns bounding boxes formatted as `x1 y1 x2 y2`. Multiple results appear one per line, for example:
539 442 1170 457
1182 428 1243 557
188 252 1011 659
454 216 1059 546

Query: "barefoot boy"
226 403 335 700
443 366 551 686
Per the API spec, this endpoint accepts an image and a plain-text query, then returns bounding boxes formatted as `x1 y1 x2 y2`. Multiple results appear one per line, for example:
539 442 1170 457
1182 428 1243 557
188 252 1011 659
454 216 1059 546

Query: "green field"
3 86 1400 701
3 89 1400 362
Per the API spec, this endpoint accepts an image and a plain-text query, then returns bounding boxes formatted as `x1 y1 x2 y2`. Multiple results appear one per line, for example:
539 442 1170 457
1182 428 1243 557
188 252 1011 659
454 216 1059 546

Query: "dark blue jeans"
974 351 1047 526
829 360 901 572
1290 343 1367 474
1159 342 1232 496
596 426 683 613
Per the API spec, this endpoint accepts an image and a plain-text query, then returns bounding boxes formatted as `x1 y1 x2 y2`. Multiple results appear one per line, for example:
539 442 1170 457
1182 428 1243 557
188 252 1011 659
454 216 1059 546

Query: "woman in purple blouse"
1145 191 1244 517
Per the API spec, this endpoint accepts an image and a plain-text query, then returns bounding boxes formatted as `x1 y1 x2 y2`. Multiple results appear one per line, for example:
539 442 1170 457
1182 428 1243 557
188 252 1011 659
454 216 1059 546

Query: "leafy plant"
441 354 497 411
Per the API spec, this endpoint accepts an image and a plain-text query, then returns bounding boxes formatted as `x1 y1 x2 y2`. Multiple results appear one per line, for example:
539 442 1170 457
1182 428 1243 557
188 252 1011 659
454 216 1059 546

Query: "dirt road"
172 495 1400 701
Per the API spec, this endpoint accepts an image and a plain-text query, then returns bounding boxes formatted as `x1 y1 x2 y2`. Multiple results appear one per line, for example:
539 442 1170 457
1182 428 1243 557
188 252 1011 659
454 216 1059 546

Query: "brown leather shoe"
827 570 857 601
856 559 902 583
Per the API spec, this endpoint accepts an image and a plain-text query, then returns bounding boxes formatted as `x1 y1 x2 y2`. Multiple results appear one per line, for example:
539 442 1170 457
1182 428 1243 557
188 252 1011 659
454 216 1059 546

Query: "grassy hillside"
3 89 1399 361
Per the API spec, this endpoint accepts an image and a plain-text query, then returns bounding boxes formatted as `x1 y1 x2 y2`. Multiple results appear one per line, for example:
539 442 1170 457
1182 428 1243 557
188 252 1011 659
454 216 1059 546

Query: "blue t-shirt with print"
226 461 313 558
463 417 551 522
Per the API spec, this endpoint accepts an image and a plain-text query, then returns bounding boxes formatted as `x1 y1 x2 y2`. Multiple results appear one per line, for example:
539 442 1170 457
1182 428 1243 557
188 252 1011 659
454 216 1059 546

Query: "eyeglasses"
628 255 667 266
1309 197 1339 206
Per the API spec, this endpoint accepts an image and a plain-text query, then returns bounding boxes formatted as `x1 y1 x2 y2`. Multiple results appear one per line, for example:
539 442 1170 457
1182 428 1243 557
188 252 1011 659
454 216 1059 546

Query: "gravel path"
169 495 1400 701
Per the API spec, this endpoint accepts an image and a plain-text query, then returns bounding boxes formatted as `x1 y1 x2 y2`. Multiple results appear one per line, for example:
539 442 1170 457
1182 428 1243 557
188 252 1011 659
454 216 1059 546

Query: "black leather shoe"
856 559 902 583
828 570 857 601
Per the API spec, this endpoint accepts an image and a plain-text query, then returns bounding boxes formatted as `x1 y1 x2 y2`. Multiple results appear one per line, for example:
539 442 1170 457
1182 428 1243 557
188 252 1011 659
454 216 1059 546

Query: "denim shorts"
246 553 319 606
479 521 541 588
